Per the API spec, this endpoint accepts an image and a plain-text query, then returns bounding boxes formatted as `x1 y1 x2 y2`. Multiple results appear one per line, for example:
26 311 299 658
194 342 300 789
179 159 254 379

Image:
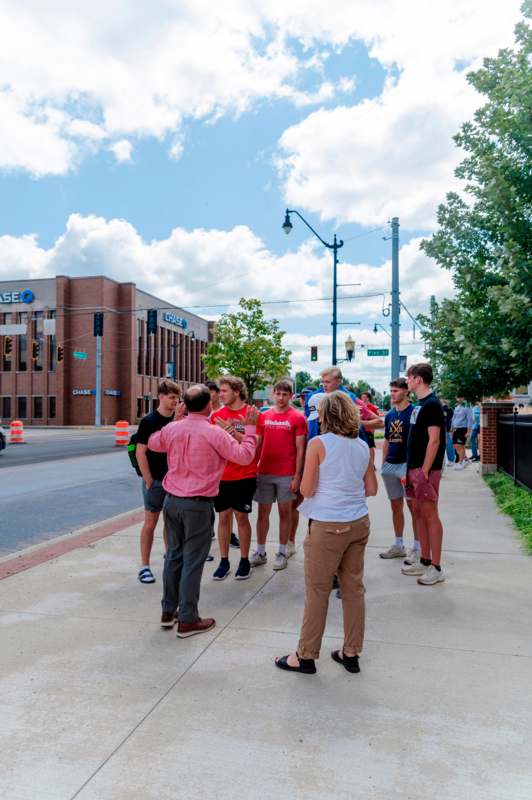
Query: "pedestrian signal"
310 345 318 362
57 345 64 363
31 340 40 360
3 336 13 358
147 308 158 335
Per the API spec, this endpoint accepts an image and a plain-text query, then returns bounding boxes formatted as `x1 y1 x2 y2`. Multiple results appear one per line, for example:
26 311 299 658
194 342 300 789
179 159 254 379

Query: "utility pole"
391 217 400 379
332 234 339 366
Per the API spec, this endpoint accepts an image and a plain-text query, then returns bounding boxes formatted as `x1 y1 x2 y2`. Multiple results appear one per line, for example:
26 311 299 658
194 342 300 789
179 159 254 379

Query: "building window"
48 396 56 419
137 319 143 375
144 396 150 414
18 312 28 371
1 396 11 419
17 396 27 418
136 397 143 418
33 396 43 419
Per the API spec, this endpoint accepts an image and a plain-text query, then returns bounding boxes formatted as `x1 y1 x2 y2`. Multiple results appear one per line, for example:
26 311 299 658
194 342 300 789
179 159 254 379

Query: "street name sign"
367 348 389 356
73 351 88 360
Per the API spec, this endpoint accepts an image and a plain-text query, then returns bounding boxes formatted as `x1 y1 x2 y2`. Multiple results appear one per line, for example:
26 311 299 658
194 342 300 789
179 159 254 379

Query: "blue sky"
0 1 522 390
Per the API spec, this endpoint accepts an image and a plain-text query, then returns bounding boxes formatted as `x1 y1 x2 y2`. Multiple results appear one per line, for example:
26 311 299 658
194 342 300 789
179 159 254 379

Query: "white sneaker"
379 543 406 559
403 548 420 566
401 562 426 576
287 541 297 558
273 552 288 571
454 462 466 470
250 551 267 567
417 565 445 585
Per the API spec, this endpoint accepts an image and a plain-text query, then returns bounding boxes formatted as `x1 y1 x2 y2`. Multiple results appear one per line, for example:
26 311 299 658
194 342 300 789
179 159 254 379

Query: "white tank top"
299 433 370 522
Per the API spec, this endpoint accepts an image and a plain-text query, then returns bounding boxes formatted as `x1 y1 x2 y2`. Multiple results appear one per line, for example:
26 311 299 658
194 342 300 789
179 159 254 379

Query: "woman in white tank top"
275 391 377 675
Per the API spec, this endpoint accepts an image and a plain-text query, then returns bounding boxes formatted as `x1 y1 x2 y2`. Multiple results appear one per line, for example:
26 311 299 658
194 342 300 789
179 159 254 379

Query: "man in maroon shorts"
401 363 447 585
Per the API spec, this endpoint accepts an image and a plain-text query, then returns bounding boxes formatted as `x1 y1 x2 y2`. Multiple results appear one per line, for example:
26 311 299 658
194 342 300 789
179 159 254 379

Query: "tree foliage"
420 5 532 400
203 298 292 398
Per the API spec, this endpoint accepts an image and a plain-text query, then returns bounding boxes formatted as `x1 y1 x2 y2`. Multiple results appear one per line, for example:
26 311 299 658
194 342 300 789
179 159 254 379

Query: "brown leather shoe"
177 617 216 638
160 612 177 629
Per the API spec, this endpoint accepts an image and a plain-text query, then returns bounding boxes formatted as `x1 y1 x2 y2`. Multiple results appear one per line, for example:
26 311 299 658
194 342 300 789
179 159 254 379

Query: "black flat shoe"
331 650 360 673
275 654 316 674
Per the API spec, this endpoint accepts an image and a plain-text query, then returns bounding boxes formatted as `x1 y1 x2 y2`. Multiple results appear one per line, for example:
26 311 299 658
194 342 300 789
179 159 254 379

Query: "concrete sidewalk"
1 463 531 800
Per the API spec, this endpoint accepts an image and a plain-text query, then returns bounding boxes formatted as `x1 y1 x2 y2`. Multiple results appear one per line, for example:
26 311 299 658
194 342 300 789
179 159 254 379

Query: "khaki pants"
297 515 370 660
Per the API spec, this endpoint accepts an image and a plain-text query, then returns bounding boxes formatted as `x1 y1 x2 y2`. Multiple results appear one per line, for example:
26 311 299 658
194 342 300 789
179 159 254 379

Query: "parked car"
0 426 6 453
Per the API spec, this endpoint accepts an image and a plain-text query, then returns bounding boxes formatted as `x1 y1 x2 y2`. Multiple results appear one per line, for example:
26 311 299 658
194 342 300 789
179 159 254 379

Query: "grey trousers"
161 495 214 623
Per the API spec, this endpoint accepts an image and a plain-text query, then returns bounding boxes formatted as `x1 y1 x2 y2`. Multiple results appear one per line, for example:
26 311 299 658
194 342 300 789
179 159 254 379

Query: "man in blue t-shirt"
379 378 419 564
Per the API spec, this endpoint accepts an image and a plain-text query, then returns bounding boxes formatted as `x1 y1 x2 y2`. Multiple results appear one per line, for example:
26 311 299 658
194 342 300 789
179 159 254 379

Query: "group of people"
132 361 455 675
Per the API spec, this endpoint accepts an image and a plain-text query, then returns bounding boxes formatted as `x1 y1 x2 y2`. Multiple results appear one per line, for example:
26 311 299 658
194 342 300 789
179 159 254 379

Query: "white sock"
278 544 287 556
412 540 421 551
394 537 404 547
257 544 266 556
140 564 150 571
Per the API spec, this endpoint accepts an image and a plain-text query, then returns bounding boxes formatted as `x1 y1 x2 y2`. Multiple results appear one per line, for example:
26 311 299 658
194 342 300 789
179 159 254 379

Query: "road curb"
0 507 144 581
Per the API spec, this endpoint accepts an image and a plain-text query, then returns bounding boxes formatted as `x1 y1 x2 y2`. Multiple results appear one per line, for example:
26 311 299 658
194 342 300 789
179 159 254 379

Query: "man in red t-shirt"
210 376 258 581
251 380 307 572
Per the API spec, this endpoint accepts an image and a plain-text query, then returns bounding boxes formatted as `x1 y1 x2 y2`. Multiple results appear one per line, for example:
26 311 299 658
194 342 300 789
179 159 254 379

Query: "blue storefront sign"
162 311 187 329
0 289 35 304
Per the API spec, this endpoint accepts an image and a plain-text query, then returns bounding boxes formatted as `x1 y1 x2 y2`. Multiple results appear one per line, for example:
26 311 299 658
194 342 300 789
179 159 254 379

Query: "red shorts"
405 468 441 502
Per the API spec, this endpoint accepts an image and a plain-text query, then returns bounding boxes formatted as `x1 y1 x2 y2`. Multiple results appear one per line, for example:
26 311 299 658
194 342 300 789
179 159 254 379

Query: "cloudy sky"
0 0 522 391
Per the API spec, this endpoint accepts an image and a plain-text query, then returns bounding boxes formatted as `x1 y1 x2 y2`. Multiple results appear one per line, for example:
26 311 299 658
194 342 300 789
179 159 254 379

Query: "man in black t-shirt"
136 379 184 584
401 363 447 586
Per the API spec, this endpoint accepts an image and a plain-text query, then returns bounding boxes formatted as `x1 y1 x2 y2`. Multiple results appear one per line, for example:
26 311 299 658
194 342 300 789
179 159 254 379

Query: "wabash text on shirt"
257 407 307 476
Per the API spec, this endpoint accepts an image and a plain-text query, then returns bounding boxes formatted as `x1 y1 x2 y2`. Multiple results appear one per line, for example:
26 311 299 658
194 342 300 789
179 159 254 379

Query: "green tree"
294 371 320 392
203 298 292 399
420 5 532 399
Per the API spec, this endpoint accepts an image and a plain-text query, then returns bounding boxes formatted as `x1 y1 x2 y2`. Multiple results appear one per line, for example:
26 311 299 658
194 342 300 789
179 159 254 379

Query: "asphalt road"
0 430 143 556
0 428 122 468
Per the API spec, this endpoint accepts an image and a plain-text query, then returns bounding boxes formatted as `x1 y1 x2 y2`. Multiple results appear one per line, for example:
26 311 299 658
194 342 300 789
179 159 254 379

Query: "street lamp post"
283 209 345 365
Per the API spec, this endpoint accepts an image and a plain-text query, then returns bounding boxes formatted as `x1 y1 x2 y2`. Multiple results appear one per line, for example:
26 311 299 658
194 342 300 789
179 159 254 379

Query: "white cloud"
276 0 522 228
109 139 133 163
0 1 520 180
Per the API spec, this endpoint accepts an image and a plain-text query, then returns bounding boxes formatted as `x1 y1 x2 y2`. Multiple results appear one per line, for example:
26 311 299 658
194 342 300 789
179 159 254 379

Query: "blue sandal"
138 567 155 584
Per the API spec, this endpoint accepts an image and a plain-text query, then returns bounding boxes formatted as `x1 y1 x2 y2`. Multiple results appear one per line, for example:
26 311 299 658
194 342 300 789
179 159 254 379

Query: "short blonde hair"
219 375 248 402
318 391 360 438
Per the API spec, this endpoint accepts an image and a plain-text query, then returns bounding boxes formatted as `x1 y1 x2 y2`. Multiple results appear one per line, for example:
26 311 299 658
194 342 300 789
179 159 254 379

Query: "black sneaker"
213 559 231 581
230 532 240 549
205 553 214 562
235 558 252 580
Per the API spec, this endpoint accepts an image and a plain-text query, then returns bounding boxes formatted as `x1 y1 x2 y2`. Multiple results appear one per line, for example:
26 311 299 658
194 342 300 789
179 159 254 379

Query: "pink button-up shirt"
148 413 257 497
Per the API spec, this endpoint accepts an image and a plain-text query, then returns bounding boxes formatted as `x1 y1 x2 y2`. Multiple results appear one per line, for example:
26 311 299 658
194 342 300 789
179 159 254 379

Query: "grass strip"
484 471 532 553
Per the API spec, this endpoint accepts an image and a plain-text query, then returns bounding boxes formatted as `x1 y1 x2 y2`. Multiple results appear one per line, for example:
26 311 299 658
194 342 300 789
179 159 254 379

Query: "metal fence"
497 413 532 491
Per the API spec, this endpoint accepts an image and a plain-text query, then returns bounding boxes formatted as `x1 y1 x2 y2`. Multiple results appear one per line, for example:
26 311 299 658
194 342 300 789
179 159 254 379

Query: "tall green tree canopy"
420 4 532 400
203 298 292 399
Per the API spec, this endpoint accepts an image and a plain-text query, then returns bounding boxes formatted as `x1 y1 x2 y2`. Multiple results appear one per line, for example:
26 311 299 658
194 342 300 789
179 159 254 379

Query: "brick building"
0 276 210 426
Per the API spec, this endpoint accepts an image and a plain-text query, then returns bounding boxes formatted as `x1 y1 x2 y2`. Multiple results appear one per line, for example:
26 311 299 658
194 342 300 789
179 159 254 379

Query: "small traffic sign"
73 351 88 360
367 348 389 357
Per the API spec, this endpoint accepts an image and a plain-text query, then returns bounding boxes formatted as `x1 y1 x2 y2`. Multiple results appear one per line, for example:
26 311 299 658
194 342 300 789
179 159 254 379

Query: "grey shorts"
142 479 166 513
254 474 296 505
381 461 406 501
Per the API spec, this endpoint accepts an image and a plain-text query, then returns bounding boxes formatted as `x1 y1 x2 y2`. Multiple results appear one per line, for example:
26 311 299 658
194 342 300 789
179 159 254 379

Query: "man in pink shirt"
148 384 259 638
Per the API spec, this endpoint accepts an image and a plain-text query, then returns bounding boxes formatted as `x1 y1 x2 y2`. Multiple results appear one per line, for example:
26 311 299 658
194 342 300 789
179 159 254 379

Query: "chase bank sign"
162 311 188 329
0 289 35 304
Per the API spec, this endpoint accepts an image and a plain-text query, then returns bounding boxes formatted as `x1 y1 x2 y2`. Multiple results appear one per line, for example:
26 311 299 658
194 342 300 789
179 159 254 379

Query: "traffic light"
31 340 40 361
57 345 64 363
147 308 157 335
93 312 104 337
310 345 318 362
3 336 13 358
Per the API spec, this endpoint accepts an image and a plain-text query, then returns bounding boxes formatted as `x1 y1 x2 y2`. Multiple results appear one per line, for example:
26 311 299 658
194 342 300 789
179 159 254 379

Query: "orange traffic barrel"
115 420 129 447
10 419 25 444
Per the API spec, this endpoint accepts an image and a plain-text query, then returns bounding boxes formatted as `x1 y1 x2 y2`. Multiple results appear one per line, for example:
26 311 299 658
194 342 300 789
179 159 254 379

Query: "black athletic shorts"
214 478 257 514
452 427 468 445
